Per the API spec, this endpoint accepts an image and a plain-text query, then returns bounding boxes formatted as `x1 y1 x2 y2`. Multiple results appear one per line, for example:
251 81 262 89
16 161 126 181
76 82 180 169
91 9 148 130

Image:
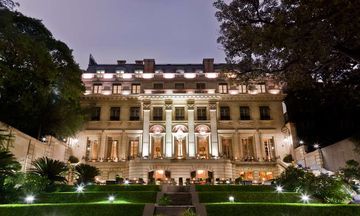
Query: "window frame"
175 107 185 120
240 106 251 120
110 107 120 121
259 106 271 120
218 83 228 94
130 107 140 121
131 84 141 94
220 106 230 120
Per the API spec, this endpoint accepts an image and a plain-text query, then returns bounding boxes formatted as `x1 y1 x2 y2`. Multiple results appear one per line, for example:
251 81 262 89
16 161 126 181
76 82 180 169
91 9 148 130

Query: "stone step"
154 206 196 216
163 185 191 193
165 193 192 205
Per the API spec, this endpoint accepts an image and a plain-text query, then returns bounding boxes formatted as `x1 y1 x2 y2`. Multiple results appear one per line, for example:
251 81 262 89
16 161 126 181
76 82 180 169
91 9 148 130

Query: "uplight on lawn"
276 185 283 193
25 195 35 204
124 180 129 185
229 196 235 202
108 195 115 203
76 185 84 193
301 194 310 203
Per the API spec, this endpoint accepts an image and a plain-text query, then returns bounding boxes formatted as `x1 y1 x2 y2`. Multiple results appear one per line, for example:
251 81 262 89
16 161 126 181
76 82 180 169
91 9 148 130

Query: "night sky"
16 0 226 69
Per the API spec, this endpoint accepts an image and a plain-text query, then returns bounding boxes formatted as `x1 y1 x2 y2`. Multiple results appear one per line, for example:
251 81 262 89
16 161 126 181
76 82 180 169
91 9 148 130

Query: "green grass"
199 192 311 203
0 203 145 216
25 191 157 204
54 184 160 192
195 185 274 192
206 203 360 216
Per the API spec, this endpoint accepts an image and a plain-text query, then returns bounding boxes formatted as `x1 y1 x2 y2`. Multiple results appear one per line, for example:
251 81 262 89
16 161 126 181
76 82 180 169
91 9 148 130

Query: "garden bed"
195 185 274 192
199 192 306 203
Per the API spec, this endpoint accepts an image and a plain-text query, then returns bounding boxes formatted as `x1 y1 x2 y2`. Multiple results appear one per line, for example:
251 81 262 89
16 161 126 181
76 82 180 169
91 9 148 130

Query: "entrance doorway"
148 170 171 184
190 170 214 184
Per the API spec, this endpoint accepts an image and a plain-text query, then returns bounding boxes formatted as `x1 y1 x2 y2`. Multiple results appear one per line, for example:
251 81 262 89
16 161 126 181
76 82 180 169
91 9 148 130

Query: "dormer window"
218 83 228 94
131 84 141 94
93 84 102 94
112 84 122 94
96 70 105 78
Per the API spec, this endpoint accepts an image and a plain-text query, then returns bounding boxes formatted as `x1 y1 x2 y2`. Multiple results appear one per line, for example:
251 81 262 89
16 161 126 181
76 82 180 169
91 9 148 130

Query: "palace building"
71 56 295 184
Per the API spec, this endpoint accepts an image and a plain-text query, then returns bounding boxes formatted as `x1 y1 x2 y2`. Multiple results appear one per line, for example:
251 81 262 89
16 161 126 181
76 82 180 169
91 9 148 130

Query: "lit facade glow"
82 73 94 79
76 58 292 184
103 74 114 79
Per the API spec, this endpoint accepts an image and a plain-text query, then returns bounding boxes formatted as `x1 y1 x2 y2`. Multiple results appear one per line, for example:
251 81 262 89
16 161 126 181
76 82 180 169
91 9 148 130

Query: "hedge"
32 191 157 204
195 185 274 192
54 184 160 192
0 203 145 216
199 192 307 203
206 203 360 216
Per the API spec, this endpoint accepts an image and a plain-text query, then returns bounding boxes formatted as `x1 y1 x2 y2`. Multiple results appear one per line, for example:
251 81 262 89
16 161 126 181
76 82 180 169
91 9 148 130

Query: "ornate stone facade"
72 57 294 183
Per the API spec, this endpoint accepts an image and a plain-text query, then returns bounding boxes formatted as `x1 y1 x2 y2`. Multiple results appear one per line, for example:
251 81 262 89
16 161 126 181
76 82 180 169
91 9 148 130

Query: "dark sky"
16 0 226 69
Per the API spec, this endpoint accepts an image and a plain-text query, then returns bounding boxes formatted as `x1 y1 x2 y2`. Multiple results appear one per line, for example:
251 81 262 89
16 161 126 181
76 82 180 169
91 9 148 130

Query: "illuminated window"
129 140 139 159
175 107 185 120
256 84 266 93
263 137 276 161
131 84 141 94
153 107 163 121
110 107 120 121
218 83 228 94
220 106 230 120
240 106 251 120
259 106 271 120
112 84 122 94
242 137 255 161
130 107 140 121
93 84 102 94
239 84 247 93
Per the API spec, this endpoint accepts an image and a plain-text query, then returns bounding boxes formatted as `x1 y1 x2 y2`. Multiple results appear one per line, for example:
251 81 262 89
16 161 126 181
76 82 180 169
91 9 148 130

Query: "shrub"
31 157 68 185
68 156 79 163
182 208 197 216
13 173 49 194
158 194 171 206
341 160 360 182
195 185 273 192
75 164 100 184
198 192 303 203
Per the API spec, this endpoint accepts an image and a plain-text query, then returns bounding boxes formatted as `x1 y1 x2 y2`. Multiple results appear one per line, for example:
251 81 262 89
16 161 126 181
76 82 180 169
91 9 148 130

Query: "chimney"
117 60 126 64
135 60 144 65
203 58 214 73
143 59 155 73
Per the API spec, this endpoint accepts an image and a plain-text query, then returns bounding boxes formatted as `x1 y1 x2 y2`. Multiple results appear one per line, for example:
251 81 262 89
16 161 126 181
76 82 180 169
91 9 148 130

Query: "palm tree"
75 164 100 184
0 150 21 203
31 157 68 184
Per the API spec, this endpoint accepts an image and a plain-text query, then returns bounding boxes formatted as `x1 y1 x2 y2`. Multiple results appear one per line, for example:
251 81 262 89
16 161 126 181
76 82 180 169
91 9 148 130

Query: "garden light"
76 185 84 193
124 180 129 185
276 185 283 193
301 194 310 203
313 143 320 149
229 196 234 202
25 195 35 204
108 195 115 203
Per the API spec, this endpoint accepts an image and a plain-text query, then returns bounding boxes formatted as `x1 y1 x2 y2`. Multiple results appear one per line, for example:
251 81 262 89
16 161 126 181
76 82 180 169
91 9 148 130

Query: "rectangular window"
175 107 185 120
239 84 247 93
240 106 251 120
218 83 228 94
175 83 185 89
153 107 163 121
110 107 120 121
129 140 139 159
220 106 230 120
257 84 266 93
153 83 163 89
131 84 141 94
91 107 101 121
196 83 206 89
197 107 207 120
93 84 102 94
259 106 271 120
130 107 140 120
112 84 122 94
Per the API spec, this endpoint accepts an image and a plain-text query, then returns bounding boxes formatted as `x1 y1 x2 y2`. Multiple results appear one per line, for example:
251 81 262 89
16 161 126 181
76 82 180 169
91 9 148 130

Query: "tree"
31 157 68 185
0 150 21 203
0 6 85 138
75 164 100 184
214 0 360 145
341 160 360 183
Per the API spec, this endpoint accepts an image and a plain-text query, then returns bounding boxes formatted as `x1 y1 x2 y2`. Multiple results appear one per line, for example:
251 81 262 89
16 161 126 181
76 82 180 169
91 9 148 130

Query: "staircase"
142 185 207 216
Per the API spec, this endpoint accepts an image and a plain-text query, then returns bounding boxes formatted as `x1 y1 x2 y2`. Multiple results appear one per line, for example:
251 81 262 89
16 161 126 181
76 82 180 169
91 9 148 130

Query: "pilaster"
165 100 173 157
187 100 195 157
209 101 218 157
142 100 151 157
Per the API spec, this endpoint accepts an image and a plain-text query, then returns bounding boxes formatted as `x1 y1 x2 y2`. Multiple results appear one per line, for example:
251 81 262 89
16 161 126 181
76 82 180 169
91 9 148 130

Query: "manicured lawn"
195 185 274 192
0 203 145 216
206 203 360 216
199 192 309 203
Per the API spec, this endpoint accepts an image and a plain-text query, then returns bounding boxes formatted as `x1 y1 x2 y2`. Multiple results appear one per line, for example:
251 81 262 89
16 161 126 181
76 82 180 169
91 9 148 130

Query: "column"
209 101 219 157
187 100 195 157
233 132 239 160
142 104 150 157
254 130 262 161
99 131 106 161
165 100 172 157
